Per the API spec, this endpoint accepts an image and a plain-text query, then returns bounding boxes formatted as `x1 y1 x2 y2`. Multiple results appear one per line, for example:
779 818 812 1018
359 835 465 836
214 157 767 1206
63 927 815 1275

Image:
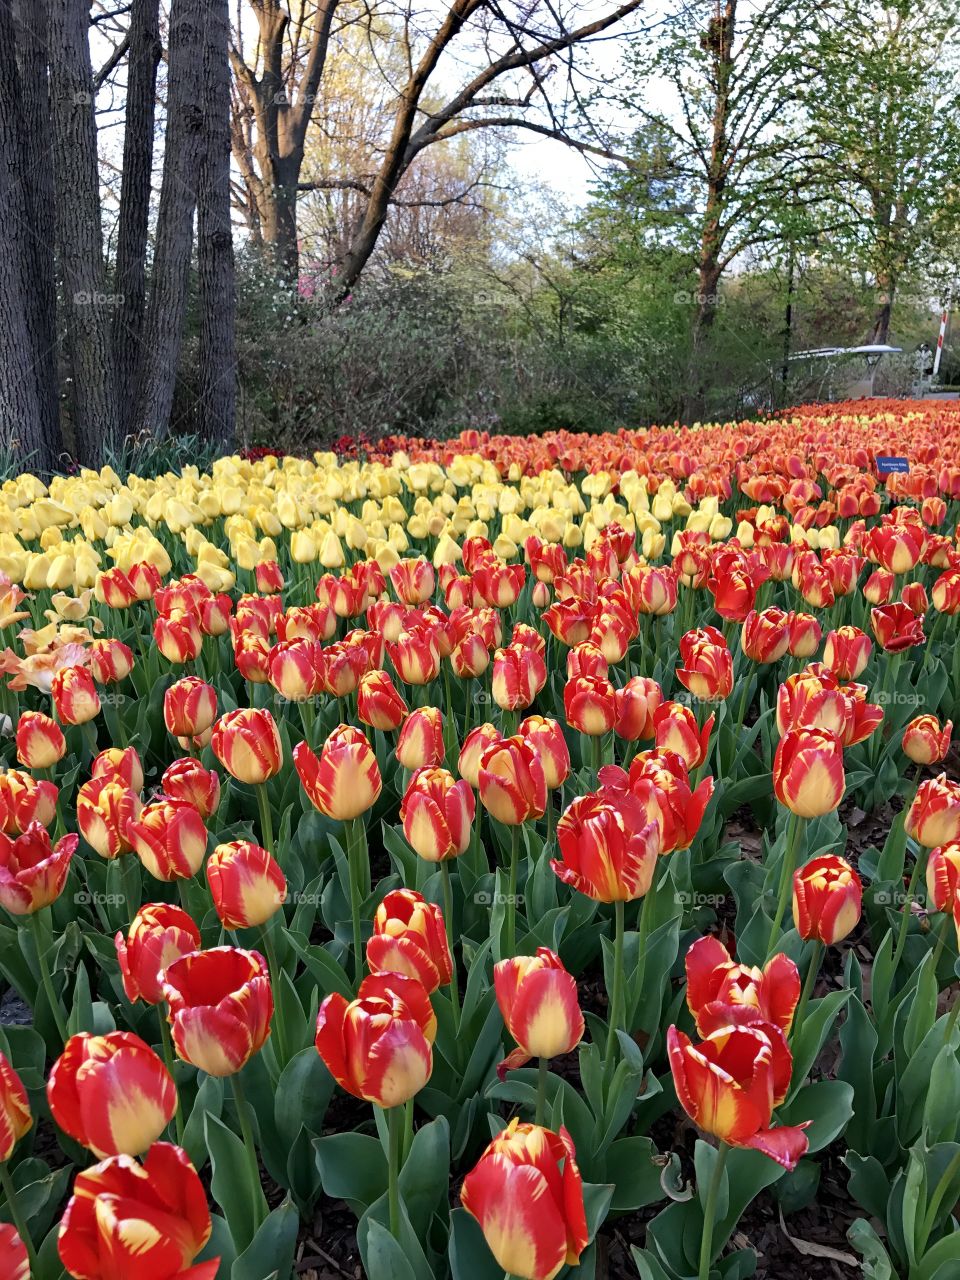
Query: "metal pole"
933 303 950 377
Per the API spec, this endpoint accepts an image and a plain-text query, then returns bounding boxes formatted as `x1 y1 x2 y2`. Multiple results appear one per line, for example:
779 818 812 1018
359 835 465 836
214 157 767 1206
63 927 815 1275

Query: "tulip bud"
15 710 66 770
494 948 583 1075
162 947 273 1076
76 776 141 860
315 972 434 1106
126 798 208 881
401 766 475 861
163 677 218 739
773 727 845 818
115 902 201 1006
294 726 382 821
460 1119 588 1280
396 706 445 770
47 1031 177 1158
52 665 100 725
367 888 452 992
903 714 952 765
906 774 960 848
211 707 282 785
792 854 862 944
206 841 286 929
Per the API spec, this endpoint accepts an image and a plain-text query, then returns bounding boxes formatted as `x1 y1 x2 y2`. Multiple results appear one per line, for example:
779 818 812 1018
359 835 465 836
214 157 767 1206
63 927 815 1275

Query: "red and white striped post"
933 303 950 377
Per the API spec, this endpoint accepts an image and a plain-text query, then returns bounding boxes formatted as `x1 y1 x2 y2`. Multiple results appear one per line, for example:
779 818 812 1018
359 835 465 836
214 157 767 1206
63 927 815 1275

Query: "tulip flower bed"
1 397 960 1280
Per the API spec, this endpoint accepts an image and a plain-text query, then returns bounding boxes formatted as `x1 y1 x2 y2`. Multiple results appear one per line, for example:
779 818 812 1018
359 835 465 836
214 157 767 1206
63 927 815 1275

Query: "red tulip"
52 665 100 725
0 823 76 914
823 626 872 680
458 723 502 788
396 706 445 770
47 1031 176 1157
76 776 141 860
15 710 66 769
460 1119 588 1280
162 946 272 1076
91 745 144 793
903 714 952 765
494 948 584 1076
387 627 441 684
57 1142 217 1280
741 607 791 664
161 758 221 818
787 611 822 658
390 557 436 605
870 602 925 652
315 972 434 1106
668 1021 809 1169
493 644 547 712
255 561 284 594
206 841 286 929
553 790 660 901
906 774 960 848
677 627 733 700
401 766 475 861
519 715 570 789
115 903 201 1006
0 1225 28 1280
653 701 712 769
793 854 862 944
0 769 57 834
95 567 139 609
87 638 134 684
154 611 203 664
126 798 207 882
926 842 960 912
163 677 218 739
357 669 409 731
685 934 800 1036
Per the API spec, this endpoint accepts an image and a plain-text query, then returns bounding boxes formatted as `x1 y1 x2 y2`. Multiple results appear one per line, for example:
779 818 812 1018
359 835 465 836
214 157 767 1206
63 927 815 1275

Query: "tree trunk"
682 0 735 424
0 0 63 472
868 273 895 345
11 0 62 463
198 0 236 446
48 0 120 465
113 0 161 435
132 0 206 440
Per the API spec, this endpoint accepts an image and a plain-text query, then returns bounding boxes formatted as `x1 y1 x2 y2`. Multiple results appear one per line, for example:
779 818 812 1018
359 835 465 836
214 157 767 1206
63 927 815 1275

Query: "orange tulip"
460 1120 588 1280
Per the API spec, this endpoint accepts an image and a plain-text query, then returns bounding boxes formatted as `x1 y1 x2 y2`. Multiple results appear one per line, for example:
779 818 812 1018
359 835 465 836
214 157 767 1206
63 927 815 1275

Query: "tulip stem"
917 1145 960 1257
765 811 802 960
536 1055 548 1125
0 1161 37 1275
255 782 275 857
505 826 520 957
591 734 602 775
27 912 69 1045
792 939 823 1041
932 910 952 972
156 1009 185 1145
387 1104 402 1240
402 1098 414 1162
232 1074 268 1229
603 899 626 1080
440 862 461 1033
261 925 291 1066
698 1141 729 1280
345 819 364 988
891 847 926 976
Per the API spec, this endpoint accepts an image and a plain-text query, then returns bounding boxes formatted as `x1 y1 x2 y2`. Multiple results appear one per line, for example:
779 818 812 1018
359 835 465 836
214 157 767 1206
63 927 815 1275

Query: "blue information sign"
875 456 910 474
